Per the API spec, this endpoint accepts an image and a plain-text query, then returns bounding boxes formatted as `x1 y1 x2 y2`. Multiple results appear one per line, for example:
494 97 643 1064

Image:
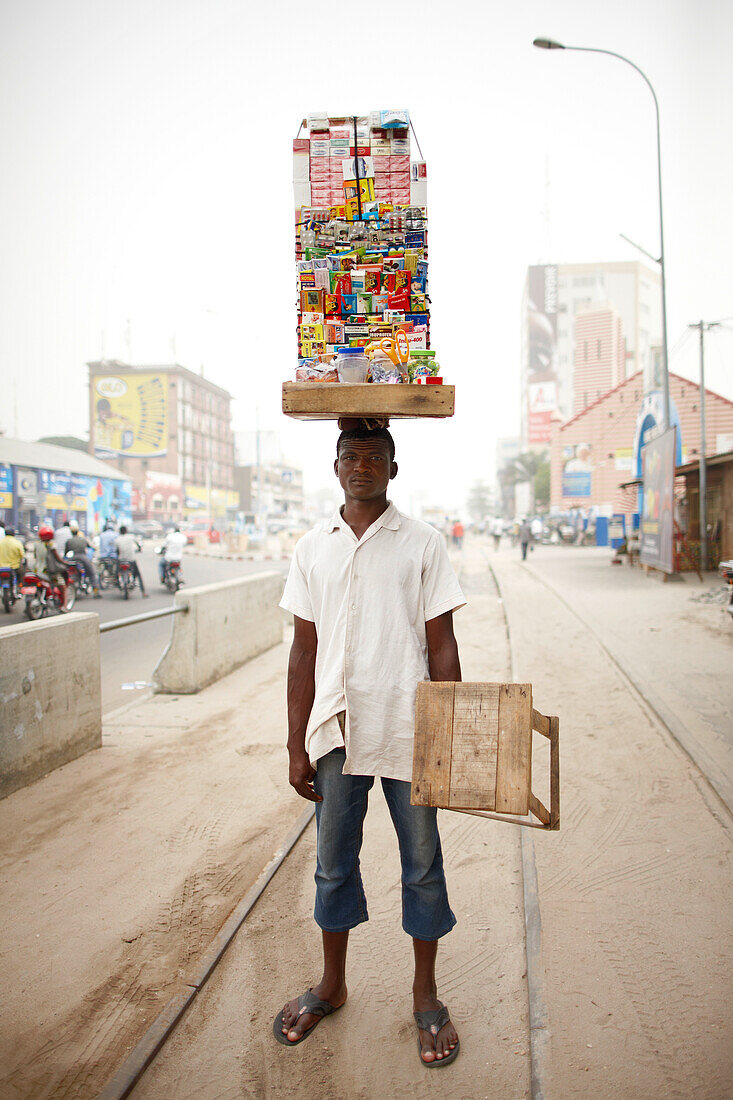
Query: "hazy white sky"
1 0 731 513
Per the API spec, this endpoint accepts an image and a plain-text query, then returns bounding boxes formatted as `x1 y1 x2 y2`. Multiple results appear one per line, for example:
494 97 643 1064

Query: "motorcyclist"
159 525 186 583
37 525 69 610
115 525 149 597
54 518 73 557
0 526 26 587
65 521 102 598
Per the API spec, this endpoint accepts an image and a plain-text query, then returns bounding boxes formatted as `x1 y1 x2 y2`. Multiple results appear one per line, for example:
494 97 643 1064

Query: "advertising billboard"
526 265 558 446
91 373 168 459
0 464 12 509
562 443 592 498
640 427 677 574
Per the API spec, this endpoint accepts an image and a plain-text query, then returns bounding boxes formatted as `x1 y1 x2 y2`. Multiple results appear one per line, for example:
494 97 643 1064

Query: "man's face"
334 438 397 501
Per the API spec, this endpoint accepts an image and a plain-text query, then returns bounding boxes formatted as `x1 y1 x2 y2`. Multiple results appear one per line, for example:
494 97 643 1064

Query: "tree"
533 458 550 511
500 451 549 514
37 436 89 453
466 480 492 521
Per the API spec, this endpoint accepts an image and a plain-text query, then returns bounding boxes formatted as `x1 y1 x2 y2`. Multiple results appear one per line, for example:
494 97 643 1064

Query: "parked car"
131 520 166 540
182 521 221 545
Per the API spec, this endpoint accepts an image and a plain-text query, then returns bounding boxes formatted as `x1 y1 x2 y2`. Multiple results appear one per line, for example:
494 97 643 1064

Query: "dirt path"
492 550 732 1099
130 551 532 1099
0 641 305 1099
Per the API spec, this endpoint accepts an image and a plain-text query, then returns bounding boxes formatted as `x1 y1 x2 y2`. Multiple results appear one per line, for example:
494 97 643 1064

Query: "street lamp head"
533 37 565 50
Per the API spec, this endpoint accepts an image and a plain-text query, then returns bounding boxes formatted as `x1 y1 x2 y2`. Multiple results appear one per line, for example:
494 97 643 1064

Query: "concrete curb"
487 558 552 1100
96 805 315 1100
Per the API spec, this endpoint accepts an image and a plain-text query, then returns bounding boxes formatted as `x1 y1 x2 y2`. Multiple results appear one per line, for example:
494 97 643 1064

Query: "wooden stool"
411 682 559 830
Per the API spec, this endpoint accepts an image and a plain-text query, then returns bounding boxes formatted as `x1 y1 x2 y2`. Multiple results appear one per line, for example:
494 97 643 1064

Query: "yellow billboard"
91 373 168 458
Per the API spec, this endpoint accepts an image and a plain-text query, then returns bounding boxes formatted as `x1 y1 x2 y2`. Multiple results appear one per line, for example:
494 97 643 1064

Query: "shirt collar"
326 500 401 535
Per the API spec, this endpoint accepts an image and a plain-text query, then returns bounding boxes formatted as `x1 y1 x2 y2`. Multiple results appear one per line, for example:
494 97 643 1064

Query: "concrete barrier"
153 571 284 694
0 613 102 800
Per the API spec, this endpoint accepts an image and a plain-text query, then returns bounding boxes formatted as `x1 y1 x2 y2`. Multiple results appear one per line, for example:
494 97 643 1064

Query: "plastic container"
335 346 370 383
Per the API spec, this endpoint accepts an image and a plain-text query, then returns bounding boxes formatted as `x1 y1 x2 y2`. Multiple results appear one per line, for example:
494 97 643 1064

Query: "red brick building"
550 371 733 514
573 304 625 415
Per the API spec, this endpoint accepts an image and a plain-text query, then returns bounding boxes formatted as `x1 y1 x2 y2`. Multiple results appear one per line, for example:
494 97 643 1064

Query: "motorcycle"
719 560 733 619
155 547 183 592
0 566 20 613
98 557 118 590
117 559 136 599
65 552 93 598
20 571 76 619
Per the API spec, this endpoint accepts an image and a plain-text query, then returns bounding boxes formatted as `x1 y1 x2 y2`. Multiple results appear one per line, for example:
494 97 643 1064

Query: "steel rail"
98 605 188 634
484 557 552 1100
97 805 315 1100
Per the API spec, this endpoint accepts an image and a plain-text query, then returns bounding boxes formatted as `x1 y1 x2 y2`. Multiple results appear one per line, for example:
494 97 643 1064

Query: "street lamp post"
532 37 671 432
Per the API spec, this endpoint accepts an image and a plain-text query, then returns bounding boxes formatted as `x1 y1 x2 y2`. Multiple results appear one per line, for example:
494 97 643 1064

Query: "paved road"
2 545 288 713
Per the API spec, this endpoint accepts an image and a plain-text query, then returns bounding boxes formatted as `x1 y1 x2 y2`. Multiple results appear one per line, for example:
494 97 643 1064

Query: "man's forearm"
286 642 316 754
428 639 461 683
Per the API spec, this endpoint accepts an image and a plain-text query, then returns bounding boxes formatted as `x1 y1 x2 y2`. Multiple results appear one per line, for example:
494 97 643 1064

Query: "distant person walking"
519 519 532 561
451 520 464 550
491 517 503 551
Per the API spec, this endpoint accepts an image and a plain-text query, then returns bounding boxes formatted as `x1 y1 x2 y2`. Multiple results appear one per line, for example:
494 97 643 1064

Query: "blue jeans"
313 748 456 941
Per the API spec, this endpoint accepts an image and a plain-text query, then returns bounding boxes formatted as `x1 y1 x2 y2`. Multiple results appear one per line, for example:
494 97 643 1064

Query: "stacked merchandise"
292 109 441 386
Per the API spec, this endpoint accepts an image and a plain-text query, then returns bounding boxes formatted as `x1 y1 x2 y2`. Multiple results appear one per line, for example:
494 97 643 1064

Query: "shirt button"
351 604 356 610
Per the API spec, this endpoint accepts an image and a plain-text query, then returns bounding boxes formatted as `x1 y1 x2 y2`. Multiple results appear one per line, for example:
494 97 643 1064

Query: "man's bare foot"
413 989 459 1063
280 981 347 1043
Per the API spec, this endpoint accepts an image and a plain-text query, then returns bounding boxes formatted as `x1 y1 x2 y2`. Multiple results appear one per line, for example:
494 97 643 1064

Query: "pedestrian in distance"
275 424 465 1067
491 516 503 551
519 517 532 561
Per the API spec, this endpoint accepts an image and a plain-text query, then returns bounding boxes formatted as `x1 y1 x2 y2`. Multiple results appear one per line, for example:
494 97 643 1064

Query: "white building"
521 260 662 449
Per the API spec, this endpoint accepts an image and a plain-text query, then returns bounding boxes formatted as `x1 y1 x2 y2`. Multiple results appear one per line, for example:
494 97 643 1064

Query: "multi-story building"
572 304 625 415
521 260 662 448
87 361 237 522
233 430 304 524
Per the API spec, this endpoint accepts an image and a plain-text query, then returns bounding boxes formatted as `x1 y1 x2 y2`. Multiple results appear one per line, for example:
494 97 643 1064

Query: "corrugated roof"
0 437 130 482
559 370 733 431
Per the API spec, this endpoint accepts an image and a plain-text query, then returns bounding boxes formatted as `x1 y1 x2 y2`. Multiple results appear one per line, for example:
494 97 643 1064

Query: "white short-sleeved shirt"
280 501 466 781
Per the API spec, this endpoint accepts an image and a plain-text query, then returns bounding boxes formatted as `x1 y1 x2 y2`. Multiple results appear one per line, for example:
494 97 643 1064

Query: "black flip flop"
273 988 344 1046
414 1002 460 1067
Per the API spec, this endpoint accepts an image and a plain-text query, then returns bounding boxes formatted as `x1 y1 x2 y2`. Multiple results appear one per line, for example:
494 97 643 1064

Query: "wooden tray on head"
411 682 559 830
282 382 455 421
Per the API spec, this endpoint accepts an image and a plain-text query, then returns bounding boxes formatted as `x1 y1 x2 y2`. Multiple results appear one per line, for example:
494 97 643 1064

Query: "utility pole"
688 320 720 571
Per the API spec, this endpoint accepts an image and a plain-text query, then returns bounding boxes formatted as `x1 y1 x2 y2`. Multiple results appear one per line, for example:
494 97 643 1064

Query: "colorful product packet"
341 293 358 314
330 271 352 295
395 270 410 291
300 288 324 313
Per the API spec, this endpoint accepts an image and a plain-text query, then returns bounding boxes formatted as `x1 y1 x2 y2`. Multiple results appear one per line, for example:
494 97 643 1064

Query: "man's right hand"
288 750 322 802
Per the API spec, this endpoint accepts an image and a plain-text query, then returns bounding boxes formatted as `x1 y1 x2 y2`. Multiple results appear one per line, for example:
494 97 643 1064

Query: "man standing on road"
114 526 149 597
159 525 186 584
491 516 503 551
66 521 102 597
274 425 465 1067
519 517 532 561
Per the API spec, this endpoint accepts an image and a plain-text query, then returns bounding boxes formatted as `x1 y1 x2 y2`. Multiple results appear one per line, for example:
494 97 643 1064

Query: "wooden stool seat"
411 682 559 830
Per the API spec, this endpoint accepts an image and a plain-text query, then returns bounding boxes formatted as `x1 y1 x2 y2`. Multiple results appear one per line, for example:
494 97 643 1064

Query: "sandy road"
1 540 730 1098
491 549 732 1099
130 550 532 1100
